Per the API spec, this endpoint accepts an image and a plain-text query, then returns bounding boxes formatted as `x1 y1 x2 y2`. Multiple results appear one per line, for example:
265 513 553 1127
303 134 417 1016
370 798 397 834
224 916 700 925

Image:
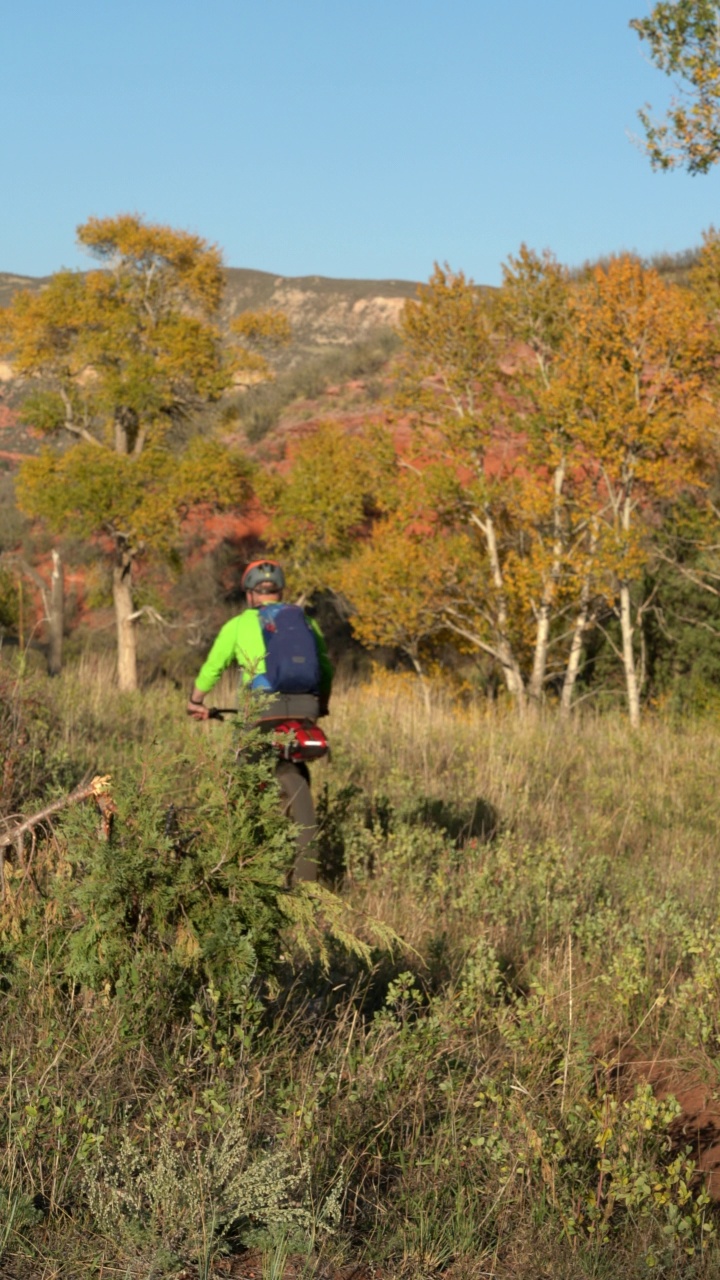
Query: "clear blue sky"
3 0 720 286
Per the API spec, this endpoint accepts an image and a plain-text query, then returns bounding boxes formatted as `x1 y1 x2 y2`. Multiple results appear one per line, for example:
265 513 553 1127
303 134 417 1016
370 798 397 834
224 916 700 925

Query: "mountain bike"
208 708 329 883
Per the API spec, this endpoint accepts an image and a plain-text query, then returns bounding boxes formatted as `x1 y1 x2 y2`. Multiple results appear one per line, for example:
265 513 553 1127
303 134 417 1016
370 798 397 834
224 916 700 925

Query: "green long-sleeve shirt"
194 607 333 698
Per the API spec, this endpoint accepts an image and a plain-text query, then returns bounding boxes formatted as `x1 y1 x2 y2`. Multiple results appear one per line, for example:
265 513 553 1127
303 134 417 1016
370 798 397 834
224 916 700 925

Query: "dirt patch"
600 1043 720 1198
661 1079 720 1198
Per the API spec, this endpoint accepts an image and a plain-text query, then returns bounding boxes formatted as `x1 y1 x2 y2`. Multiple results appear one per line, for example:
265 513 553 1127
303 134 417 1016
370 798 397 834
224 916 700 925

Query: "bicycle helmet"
241 559 286 592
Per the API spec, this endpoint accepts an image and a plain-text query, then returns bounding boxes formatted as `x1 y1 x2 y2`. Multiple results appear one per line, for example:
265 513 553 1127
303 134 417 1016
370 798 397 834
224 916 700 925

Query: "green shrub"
31 731 298 1027
82 1113 339 1273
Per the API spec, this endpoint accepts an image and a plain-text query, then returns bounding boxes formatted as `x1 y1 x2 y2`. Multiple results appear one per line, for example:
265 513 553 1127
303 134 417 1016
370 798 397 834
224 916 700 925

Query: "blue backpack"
252 603 321 695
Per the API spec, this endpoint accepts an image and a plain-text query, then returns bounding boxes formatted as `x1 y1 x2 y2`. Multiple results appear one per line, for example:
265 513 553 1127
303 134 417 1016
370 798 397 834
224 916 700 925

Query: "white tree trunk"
529 602 552 706
560 604 589 716
618 485 640 727
529 459 566 705
619 580 640 727
408 652 432 715
482 512 527 713
47 549 64 677
560 523 599 716
113 555 138 692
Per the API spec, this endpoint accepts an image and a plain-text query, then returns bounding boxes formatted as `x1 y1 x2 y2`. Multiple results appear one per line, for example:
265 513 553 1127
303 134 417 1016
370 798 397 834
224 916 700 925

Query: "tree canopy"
632 1 720 173
263 249 720 721
0 215 275 689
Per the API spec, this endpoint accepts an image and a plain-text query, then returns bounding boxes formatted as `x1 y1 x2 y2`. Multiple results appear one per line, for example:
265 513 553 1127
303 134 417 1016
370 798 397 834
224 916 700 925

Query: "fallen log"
0 775 115 899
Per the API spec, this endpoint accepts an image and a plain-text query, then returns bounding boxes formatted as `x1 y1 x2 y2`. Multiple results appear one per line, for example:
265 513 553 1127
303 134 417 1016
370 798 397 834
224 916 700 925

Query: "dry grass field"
2 657 720 1278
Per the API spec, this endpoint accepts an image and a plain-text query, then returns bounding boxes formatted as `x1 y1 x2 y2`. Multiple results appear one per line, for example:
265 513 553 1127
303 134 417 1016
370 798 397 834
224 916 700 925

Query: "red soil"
604 1045 720 1198
662 1078 720 1198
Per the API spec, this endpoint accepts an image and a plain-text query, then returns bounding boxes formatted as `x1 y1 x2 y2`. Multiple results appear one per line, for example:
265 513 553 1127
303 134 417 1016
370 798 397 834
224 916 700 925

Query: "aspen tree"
554 256 716 724
398 266 530 709
492 246 581 705
258 419 397 601
338 517 451 711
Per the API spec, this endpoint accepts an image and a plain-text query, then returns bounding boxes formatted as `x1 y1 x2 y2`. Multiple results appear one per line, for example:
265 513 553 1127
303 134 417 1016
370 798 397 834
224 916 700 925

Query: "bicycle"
208 708 329 884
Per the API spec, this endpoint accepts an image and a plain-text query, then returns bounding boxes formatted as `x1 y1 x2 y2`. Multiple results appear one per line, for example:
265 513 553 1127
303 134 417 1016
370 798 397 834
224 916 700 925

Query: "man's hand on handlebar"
187 700 210 720
187 688 210 720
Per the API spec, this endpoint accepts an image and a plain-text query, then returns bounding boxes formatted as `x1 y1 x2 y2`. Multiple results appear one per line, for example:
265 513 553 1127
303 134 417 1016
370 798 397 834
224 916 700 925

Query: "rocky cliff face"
224 268 419 363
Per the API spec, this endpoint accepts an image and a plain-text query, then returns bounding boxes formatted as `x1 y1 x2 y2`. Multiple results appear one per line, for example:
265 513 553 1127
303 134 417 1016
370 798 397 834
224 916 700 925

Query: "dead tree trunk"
47 550 64 676
0 774 115 900
0 550 66 676
113 543 138 692
619 580 641 728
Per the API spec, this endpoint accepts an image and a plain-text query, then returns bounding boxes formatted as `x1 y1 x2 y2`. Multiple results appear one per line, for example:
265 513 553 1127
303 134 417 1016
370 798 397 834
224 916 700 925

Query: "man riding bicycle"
186 559 333 882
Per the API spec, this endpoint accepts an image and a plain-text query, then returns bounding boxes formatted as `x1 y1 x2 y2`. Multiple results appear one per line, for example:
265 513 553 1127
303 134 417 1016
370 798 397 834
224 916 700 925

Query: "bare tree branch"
0 774 112 855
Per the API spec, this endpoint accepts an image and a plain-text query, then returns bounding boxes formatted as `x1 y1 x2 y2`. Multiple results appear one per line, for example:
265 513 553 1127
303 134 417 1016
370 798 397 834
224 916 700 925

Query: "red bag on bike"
272 721 329 762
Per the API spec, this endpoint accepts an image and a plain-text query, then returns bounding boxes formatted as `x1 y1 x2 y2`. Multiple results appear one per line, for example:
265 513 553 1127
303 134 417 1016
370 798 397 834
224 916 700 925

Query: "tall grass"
333 670 720 882
3 658 720 1277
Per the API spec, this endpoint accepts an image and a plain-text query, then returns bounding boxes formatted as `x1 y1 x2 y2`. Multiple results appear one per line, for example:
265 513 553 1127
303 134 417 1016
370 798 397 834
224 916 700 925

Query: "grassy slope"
2 659 720 1277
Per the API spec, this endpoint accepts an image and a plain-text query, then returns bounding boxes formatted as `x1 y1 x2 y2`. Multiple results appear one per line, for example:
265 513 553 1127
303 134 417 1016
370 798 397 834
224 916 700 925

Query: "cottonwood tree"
0 215 280 689
257 419 397 601
553 255 717 725
632 0 720 172
15 437 254 689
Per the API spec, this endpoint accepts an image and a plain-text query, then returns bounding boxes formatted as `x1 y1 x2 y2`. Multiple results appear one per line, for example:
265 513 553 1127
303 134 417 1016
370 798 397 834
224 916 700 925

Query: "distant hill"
2 248 697 462
224 267 419 353
0 267 422 368
0 267 425 459
0 273 54 309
